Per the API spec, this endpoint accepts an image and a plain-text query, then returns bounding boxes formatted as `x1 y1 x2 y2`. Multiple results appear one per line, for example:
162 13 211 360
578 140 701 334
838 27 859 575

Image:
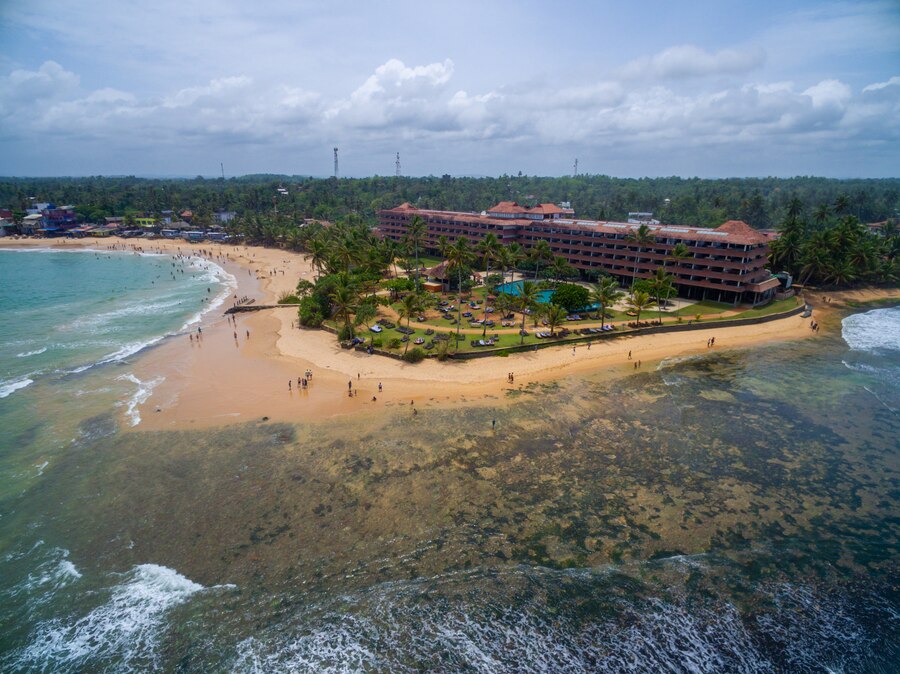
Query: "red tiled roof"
488 201 527 214
528 203 564 215
713 220 768 245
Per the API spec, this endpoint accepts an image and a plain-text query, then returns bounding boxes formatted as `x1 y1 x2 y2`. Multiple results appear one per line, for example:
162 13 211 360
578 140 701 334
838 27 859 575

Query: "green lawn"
669 300 734 317
727 297 800 320
330 294 802 357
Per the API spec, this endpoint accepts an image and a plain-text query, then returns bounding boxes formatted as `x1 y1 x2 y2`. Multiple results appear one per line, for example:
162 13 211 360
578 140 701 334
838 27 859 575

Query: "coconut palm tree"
529 240 553 280
307 236 330 279
549 256 576 284
834 194 851 216
626 290 654 324
625 223 654 289
517 280 541 344
544 303 567 336
477 233 501 336
812 203 832 227
649 267 675 324
506 242 525 284
381 237 402 279
589 276 623 329
329 282 358 340
398 292 423 354
446 237 473 348
405 215 427 291
668 241 691 271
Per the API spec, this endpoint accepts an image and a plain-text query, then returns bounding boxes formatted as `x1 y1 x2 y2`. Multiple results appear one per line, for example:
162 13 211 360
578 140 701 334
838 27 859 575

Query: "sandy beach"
2 236 896 429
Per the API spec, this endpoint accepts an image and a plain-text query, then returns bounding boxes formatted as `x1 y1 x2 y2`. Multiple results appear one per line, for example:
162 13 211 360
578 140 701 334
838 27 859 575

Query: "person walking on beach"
628 350 632 360
492 418 496 430
246 330 250 339
348 380 352 391
288 380 292 391
378 382 382 392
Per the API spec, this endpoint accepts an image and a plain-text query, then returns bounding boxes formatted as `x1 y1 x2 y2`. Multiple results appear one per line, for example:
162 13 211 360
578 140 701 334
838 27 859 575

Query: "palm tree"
495 292 514 320
307 236 330 279
834 194 851 216
785 196 804 221
446 237 473 348
812 203 832 227
625 223 654 289
824 258 856 287
549 256 575 284
329 283 358 340
544 303 567 336
668 241 691 271
506 242 525 284
398 292 423 354
477 233 501 336
381 237 401 279
626 290 654 324
529 240 553 280
589 276 623 329
517 280 541 344
405 216 427 291
649 267 675 324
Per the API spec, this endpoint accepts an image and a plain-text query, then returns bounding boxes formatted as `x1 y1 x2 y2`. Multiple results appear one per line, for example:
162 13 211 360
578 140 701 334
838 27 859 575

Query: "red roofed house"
377 202 779 305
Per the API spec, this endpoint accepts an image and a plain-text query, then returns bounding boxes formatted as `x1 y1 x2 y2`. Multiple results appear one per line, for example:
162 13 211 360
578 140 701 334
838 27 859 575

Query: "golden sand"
2 236 895 429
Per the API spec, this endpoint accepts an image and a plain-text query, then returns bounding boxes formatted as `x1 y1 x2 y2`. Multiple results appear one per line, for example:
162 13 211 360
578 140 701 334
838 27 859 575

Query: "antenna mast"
573 158 578 177
395 152 401 177
220 162 225 180
333 147 339 178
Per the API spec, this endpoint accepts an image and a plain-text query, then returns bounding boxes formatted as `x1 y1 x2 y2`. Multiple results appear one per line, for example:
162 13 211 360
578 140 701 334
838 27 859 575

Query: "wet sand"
1 237 896 430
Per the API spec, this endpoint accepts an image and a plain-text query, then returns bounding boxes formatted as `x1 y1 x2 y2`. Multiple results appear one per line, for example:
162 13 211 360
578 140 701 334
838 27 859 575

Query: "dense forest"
1 174 898 229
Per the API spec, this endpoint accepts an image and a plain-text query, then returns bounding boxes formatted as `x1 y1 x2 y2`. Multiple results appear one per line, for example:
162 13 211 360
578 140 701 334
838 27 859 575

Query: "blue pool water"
494 280 601 312
494 280 554 303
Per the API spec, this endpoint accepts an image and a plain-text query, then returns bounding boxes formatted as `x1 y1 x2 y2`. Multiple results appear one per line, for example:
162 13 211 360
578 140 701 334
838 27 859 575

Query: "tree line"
1 174 898 229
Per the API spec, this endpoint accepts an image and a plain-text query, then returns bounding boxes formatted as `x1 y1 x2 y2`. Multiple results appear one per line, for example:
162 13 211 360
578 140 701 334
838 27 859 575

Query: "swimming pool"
494 281 554 303
494 280 600 312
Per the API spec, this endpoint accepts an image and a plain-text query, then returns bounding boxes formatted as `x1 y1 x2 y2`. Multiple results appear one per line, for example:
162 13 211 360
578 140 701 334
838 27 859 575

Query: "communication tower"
333 147 339 178
573 158 578 177
396 152 401 177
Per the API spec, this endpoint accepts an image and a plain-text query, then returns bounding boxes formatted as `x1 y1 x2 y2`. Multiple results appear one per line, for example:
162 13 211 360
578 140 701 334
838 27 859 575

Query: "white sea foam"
841 307 900 353
67 299 187 331
0 376 34 399
16 564 204 672
9 547 82 606
117 373 163 426
16 347 47 358
180 258 237 330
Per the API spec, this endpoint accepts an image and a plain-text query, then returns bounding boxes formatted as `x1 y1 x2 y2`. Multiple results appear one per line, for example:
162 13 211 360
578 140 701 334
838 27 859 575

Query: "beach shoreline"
2 236 897 429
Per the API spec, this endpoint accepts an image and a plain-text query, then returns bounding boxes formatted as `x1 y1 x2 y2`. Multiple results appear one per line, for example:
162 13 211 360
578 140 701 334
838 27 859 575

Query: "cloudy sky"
0 0 898 178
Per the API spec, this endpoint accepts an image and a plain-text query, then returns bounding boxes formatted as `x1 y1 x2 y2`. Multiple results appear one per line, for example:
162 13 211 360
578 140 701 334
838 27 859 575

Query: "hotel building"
377 201 780 305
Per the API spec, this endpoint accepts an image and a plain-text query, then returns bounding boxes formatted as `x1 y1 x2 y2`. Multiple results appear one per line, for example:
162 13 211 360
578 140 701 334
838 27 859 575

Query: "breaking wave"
10 564 205 673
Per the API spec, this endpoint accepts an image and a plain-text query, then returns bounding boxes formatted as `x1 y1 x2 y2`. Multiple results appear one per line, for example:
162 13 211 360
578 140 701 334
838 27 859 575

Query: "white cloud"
802 79 852 108
862 76 900 93
0 56 896 177
620 45 765 80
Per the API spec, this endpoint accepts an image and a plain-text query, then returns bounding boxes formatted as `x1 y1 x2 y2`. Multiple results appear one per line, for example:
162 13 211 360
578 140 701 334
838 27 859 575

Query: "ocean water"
0 252 897 673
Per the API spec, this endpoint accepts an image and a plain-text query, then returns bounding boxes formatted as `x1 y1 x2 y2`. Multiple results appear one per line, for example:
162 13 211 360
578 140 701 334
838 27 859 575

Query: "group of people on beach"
810 320 820 333
289 369 314 392
506 372 515 383
706 337 716 347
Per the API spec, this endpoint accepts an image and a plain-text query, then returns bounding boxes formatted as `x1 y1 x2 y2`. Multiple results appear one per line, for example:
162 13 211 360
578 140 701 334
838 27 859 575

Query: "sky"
0 0 898 178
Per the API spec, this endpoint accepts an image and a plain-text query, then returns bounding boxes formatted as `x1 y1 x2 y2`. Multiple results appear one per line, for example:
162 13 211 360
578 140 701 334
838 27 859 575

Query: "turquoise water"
495 280 601 312
0 250 898 673
0 247 235 482
495 280 555 303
